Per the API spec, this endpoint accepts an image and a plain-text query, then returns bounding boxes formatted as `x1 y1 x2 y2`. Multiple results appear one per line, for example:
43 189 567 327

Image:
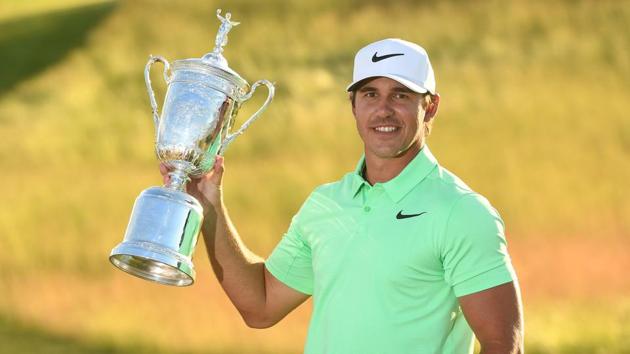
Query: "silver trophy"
110 10 274 286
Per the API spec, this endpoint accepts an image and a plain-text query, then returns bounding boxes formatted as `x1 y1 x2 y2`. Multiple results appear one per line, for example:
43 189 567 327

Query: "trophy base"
110 187 203 287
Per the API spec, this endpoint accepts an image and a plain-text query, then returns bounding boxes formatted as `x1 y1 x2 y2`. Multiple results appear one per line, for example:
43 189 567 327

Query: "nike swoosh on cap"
371 52 405 62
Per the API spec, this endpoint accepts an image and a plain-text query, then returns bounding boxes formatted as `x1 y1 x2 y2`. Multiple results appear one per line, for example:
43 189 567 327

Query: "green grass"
0 314 165 354
0 313 292 354
522 298 630 354
0 1 117 95
0 0 628 352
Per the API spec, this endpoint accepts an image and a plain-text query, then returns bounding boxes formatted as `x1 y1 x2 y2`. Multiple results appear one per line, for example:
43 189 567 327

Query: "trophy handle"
218 79 275 155
144 55 172 128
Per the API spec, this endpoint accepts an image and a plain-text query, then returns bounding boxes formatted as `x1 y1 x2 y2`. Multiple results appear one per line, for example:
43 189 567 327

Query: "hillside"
0 0 628 353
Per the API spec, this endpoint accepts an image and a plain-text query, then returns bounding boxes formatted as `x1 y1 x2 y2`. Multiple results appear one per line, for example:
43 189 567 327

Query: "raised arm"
160 157 309 328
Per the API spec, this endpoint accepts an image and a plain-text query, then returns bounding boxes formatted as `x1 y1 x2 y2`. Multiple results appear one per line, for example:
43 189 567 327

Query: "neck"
364 143 423 185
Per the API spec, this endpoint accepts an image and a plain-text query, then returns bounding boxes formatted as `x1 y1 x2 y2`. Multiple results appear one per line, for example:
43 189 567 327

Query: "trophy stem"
166 167 190 191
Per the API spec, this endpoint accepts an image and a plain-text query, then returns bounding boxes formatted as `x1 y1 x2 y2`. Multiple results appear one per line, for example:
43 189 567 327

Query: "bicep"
458 281 524 353
262 266 310 325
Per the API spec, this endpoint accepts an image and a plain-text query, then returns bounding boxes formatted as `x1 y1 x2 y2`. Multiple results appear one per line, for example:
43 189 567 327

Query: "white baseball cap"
346 38 436 94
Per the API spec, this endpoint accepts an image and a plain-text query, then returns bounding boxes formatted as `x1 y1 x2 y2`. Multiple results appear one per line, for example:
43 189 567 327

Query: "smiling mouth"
372 126 399 133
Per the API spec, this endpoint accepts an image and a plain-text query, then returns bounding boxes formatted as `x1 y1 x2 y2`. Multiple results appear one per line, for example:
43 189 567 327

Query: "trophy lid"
173 9 248 93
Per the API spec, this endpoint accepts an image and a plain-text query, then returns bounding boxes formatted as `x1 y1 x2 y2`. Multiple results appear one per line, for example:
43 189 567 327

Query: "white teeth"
374 126 397 132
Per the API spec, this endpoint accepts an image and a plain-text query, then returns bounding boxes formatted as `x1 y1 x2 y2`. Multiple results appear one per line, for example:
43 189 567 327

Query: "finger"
159 163 170 176
159 163 169 184
209 155 225 185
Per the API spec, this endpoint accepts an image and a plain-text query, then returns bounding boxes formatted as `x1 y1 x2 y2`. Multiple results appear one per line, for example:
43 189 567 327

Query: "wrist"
200 191 223 213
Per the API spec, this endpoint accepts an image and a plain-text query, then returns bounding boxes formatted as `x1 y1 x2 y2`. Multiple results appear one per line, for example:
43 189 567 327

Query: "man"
162 38 523 354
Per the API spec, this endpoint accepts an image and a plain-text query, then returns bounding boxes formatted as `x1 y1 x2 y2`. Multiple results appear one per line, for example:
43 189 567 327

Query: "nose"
374 96 394 118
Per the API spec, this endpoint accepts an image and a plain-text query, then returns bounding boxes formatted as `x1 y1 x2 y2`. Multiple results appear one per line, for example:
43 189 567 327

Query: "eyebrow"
392 87 415 93
357 86 376 92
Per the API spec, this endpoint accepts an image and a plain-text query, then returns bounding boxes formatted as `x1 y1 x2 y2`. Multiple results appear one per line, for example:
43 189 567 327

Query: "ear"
349 92 357 118
424 93 440 122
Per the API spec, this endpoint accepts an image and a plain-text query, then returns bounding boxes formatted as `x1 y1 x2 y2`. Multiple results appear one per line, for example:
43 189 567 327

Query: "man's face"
352 77 427 160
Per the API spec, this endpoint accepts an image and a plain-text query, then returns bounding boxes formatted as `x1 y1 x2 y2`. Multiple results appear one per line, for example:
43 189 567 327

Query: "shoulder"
435 169 505 246
436 166 497 207
295 172 355 216
307 172 356 202
436 167 500 222
432 166 473 197
419 165 503 235
411 165 479 211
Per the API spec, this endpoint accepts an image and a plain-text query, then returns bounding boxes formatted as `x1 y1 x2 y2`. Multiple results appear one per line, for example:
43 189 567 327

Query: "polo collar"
351 156 369 197
350 145 438 202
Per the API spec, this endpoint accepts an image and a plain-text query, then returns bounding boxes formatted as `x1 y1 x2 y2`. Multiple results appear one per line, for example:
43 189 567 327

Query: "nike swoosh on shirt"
396 211 427 220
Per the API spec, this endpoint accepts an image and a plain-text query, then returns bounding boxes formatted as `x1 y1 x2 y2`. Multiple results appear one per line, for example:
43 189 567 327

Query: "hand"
159 156 225 211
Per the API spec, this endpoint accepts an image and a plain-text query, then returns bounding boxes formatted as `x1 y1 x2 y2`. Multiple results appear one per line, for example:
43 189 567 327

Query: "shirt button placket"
360 190 371 239
364 187 374 214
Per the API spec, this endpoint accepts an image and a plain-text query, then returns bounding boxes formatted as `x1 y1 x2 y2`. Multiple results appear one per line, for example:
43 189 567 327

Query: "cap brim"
346 74 431 94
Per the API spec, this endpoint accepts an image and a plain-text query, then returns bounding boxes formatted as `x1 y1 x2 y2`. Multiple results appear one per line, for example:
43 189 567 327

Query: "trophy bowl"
109 10 274 286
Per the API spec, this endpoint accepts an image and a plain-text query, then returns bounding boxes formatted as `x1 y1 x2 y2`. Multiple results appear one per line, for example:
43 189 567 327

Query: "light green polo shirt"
265 145 516 354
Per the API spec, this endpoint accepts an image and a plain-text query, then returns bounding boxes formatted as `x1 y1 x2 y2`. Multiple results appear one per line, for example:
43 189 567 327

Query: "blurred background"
0 0 628 353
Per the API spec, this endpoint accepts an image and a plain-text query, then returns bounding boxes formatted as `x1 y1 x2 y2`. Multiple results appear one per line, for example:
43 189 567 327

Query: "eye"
363 91 377 98
393 93 409 100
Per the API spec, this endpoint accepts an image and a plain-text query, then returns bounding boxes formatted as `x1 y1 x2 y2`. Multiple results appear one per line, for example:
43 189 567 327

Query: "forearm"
201 200 267 319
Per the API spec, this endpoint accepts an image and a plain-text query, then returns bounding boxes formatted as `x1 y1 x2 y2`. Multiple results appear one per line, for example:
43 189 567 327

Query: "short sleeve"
442 193 516 297
265 199 314 295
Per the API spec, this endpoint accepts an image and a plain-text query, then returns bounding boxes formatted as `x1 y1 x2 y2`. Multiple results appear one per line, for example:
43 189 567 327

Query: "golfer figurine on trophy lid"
109 9 275 286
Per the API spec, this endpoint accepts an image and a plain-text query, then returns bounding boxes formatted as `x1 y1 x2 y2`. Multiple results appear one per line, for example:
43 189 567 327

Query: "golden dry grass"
0 0 629 352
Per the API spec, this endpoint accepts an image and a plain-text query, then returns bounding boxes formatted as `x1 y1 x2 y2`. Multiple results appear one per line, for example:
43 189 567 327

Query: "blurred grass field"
0 0 628 353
